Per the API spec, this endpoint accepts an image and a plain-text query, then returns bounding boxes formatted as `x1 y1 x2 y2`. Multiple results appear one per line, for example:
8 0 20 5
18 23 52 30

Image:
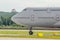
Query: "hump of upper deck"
23 7 60 11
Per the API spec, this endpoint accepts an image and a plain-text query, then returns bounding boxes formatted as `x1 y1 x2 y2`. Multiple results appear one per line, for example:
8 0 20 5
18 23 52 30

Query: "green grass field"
0 30 38 38
0 30 59 39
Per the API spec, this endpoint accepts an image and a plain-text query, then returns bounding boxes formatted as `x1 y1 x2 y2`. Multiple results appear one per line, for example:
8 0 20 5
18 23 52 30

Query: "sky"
0 0 60 12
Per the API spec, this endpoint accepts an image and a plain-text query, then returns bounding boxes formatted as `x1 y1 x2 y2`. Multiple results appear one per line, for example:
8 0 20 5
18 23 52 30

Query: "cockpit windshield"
23 9 27 11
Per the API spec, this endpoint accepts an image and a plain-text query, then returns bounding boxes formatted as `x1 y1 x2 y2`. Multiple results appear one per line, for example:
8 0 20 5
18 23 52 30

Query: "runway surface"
0 38 60 40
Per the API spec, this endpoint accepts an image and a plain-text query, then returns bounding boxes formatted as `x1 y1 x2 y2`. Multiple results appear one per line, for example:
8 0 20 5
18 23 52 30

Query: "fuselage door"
55 14 60 21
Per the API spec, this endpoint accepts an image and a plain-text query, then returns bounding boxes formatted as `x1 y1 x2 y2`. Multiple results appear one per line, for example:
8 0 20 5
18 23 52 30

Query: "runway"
0 38 60 40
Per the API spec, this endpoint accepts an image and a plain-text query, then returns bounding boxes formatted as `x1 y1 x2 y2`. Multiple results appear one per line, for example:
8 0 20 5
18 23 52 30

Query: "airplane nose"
11 15 16 23
11 14 20 25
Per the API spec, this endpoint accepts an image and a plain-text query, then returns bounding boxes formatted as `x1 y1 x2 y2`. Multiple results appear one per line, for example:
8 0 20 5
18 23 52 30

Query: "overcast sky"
0 0 60 12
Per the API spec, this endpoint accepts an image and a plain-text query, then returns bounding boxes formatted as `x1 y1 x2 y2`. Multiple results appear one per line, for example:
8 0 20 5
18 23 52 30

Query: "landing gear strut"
29 27 33 35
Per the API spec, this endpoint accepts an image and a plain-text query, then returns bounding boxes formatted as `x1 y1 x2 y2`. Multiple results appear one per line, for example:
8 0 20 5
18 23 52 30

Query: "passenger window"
51 9 60 11
33 9 47 11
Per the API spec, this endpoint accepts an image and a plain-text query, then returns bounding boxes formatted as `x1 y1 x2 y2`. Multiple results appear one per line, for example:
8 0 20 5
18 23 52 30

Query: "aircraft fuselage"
11 7 60 27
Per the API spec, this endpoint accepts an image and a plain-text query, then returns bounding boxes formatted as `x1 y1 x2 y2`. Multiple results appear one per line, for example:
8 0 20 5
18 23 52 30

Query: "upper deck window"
33 9 47 11
51 9 60 11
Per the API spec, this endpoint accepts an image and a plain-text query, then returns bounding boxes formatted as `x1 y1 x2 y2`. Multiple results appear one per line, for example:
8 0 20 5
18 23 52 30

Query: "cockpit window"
23 9 27 11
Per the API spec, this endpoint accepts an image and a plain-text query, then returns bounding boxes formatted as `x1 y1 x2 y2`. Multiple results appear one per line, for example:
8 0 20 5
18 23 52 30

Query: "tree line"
0 16 14 26
0 16 25 28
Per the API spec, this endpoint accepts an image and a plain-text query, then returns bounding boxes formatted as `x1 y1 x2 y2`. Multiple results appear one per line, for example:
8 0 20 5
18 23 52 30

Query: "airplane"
11 7 60 35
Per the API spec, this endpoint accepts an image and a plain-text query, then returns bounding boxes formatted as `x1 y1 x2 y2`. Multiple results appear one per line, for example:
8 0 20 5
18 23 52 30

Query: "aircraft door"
55 14 60 21
31 14 35 22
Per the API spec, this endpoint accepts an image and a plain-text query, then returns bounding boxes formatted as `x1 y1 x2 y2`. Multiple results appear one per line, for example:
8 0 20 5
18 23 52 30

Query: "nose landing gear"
29 27 33 35
29 30 33 35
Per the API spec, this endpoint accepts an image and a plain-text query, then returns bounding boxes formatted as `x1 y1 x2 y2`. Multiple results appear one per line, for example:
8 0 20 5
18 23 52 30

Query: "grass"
0 30 38 38
0 30 59 39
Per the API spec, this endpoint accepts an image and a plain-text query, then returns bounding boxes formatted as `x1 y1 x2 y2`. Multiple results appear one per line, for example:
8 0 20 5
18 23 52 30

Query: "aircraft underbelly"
33 19 56 26
34 20 55 26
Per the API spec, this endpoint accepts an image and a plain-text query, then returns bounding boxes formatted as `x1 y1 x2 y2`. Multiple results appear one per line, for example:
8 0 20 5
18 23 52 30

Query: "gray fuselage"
11 7 60 27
